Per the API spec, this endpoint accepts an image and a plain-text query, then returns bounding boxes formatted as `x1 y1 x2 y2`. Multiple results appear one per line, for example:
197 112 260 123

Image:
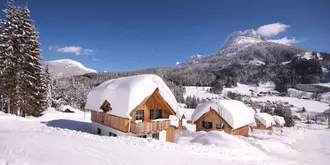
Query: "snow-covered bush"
274 104 295 127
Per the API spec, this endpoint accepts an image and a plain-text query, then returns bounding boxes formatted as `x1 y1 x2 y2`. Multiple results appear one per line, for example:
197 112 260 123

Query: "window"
109 132 117 137
138 135 147 138
100 100 111 112
136 110 144 120
216 123 224 129
150 109 162 120
97 128 101 135
152 133 159 140
202 121 212 129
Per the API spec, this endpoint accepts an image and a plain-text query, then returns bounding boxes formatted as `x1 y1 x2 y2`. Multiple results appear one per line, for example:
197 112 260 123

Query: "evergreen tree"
19 6 47 116
0 1 21 115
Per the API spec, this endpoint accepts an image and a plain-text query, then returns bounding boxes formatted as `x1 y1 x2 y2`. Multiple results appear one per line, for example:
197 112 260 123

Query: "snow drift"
190 131 248 148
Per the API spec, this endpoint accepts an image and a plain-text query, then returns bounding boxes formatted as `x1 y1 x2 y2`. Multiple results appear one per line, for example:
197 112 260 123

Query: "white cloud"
55 46 94 55
176 61 180 65
257 23 290 37
268 37 298 46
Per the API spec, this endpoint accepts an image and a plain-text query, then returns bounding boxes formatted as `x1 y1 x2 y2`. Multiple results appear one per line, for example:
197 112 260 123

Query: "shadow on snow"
42 119 92 133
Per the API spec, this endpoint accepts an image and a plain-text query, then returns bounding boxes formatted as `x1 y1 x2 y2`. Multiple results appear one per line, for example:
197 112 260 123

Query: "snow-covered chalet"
254 113 276 130
84 74 180 142
191 100 255 136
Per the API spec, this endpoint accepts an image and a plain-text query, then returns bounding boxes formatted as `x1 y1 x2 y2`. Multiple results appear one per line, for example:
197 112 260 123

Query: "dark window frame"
150 109 162 120
138 135 147 138
202 121 213 129
109 132 117 137
136 110 144 121
152 133 159 140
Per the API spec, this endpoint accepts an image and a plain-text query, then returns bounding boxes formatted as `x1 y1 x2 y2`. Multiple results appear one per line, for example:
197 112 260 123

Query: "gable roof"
180 108 194 121
191 100 255 130
272 115 285 126
255 113 276 128
84 74 179 119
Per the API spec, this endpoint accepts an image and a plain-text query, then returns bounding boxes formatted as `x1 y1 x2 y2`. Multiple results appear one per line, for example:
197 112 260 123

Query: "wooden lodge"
63 108 74 113
191 100 255 137
255 118 272 130
90 89 176 142
254 113 275 130
85 75 179 143
194 108 249 136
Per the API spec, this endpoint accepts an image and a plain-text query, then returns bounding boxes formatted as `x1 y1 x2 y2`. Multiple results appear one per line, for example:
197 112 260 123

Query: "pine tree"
0 1 21 115
19 6 48 116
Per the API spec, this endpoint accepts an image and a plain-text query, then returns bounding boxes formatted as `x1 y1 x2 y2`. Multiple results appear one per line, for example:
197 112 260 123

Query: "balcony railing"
130 119 171 134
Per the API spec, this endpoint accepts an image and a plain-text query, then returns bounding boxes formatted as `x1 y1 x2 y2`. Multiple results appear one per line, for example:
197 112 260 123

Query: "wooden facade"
91 111 130 132
130 120 171 134
194 109 249 136
255 118 272 130
166 126 175 142
129 89 175 123
90 88 176 142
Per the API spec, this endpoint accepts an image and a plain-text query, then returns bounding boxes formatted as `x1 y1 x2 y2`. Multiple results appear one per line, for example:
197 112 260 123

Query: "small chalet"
254 113 276 130
84 74 179 143
59 105 75 113
324 109 330 128
272 115 285 127
177 108 194 130
191 100 255 136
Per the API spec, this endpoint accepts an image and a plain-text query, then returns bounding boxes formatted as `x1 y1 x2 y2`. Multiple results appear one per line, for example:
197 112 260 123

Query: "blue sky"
2 0 330 71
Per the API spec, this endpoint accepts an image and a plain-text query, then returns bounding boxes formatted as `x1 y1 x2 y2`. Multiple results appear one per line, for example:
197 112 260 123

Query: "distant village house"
254 113 276 130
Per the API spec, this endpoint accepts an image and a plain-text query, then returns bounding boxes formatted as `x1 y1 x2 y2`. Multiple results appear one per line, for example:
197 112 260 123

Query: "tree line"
0 1 48 117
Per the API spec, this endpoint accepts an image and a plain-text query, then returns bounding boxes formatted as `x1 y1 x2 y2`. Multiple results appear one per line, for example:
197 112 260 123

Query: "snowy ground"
184 86 219 99
251 96 329 113
223 82 276 96
184 82 276 100
0 109 329 165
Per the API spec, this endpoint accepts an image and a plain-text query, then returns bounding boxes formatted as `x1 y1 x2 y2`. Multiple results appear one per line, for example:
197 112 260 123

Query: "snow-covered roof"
58 105 80 112
178 103 187 108
191 100 255 130
84 74 179 119
255 113 276 128
272 115 285 126
180 108 194 121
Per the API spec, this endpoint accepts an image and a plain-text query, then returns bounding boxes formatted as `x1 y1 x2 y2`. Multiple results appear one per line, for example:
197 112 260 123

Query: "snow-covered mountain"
181 54 203 65
44 59 96 78
221 29 267 50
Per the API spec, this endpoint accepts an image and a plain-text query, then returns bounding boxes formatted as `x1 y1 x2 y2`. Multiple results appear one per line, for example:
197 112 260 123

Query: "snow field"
251 96 330 113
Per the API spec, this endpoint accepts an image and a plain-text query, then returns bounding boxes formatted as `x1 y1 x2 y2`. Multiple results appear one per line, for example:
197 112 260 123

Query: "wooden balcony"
130 120 171 134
